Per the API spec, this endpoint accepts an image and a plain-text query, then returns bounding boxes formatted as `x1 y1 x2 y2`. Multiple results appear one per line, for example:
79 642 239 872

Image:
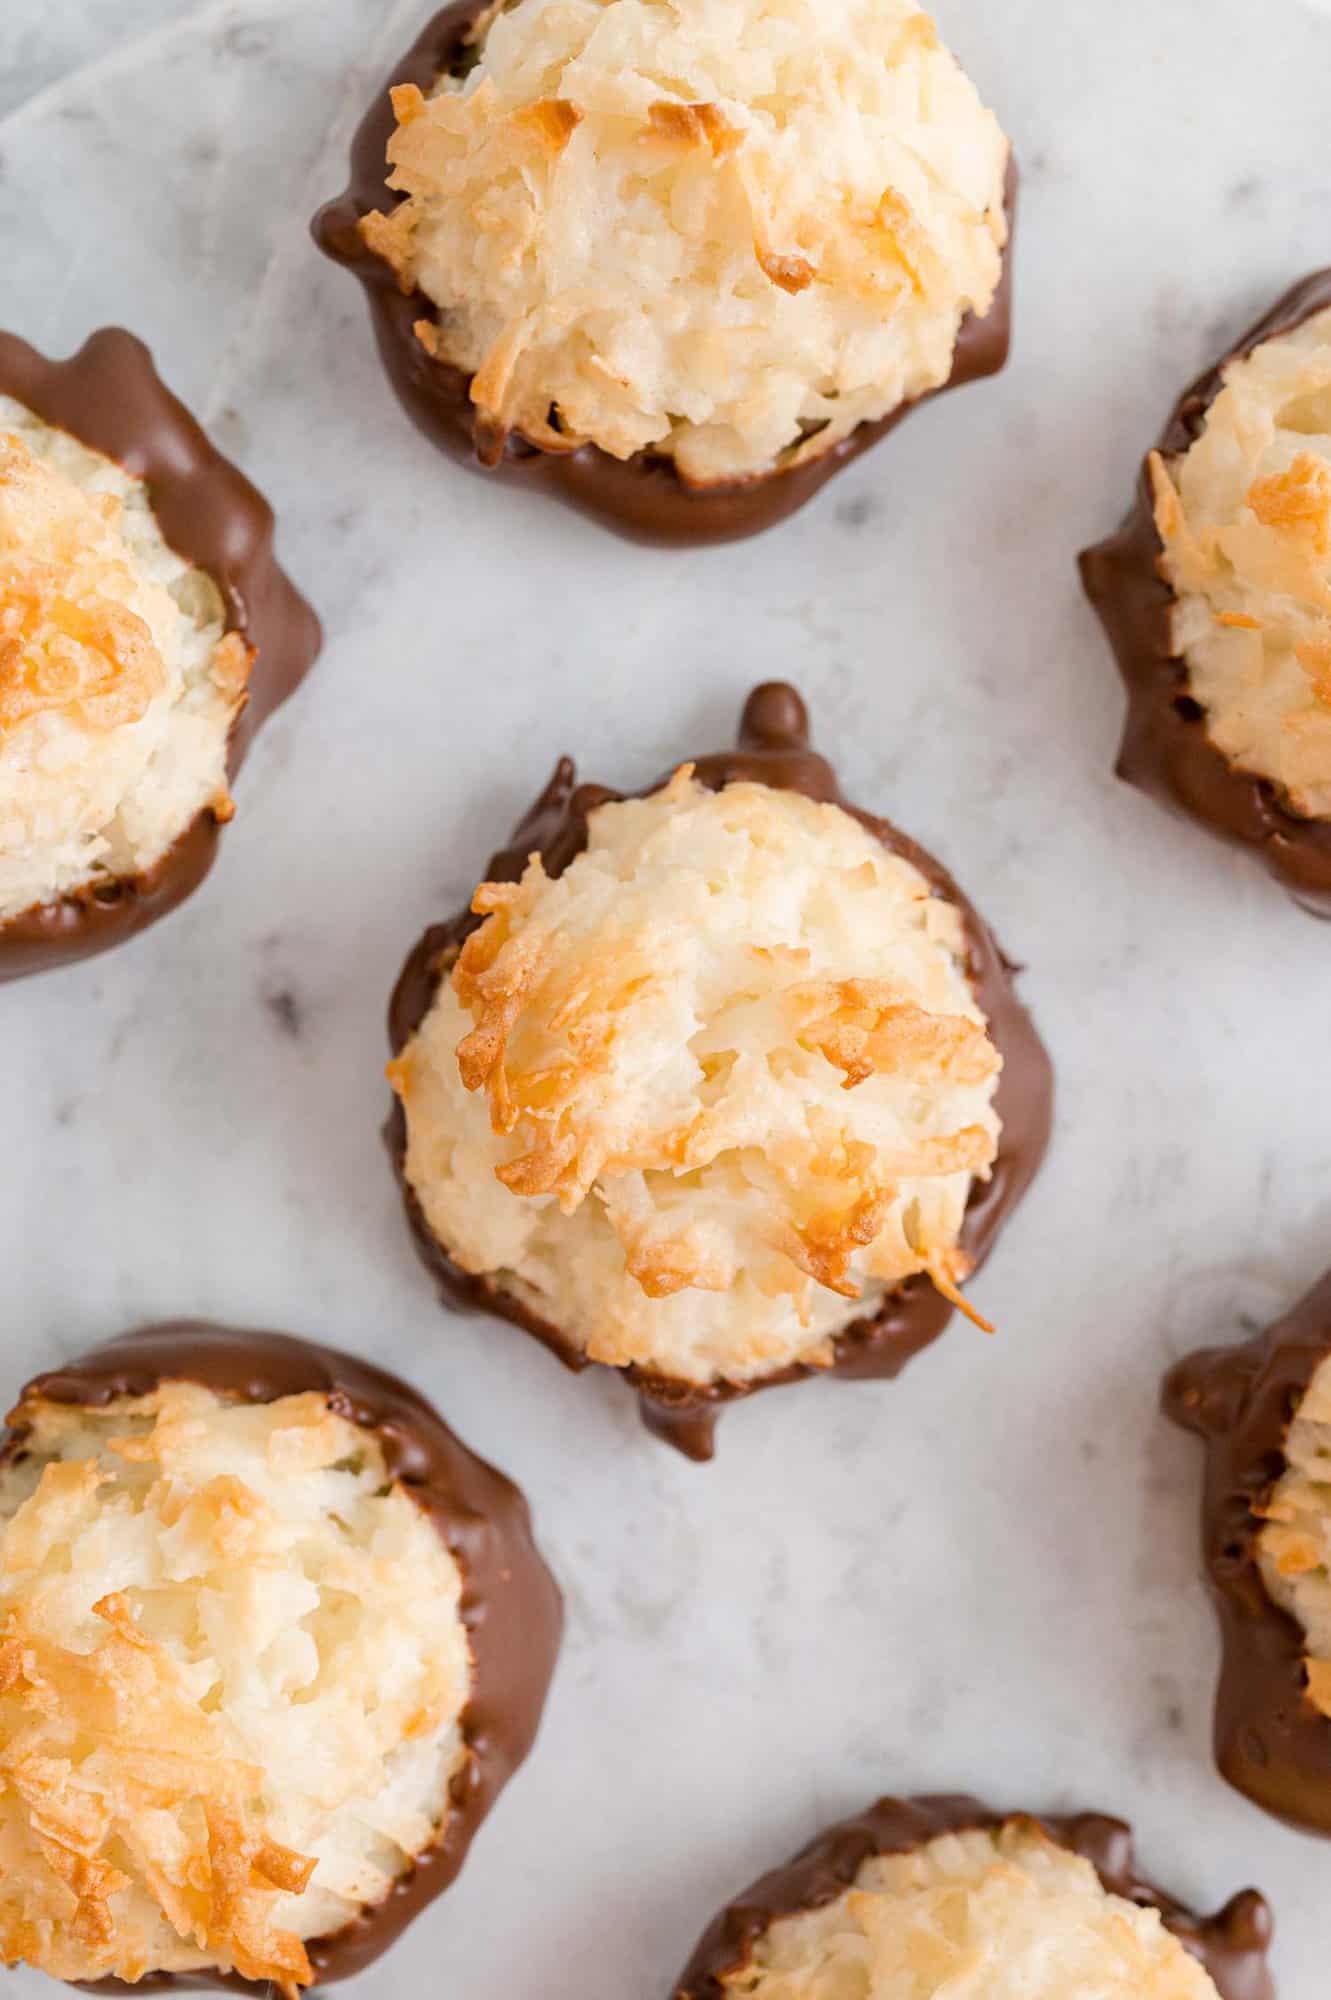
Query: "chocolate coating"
672 1793 1274 2000
0 328 322 980
312 1 1016 548
1080 271 1331 915
2 1320 563 1991
1164 1267 1331 1837
387 681 1053 1460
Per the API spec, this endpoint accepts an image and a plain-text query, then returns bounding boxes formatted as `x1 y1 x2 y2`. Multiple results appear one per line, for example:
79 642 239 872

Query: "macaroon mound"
386 683 1052 1457
0 409 246 924
1151 302 1331 820
0 1324 562 1990
392 769 1001 1384
672 1796 1274 2000
360 0 1010 486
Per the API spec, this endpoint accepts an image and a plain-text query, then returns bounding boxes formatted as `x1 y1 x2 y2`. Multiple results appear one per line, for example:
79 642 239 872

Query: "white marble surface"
4 0 1331 1993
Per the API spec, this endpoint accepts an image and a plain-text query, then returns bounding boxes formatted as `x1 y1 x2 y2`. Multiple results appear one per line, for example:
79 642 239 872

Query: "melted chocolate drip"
1164 1267 1331 1836
0 328 322 980
386 682 1053 1460
1080 270 1331 915
3 1321 562 1991
312 2 1016 547
671 1793 1274 2000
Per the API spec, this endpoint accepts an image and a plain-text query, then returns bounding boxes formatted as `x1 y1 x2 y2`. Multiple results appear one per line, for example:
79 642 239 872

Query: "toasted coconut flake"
1264 1526 1322 1577
0 408 246 922
646 99 743 160
359 203 419 290
0 562 165 737
209 630 253 700
724 1819 1223 1998
361 0 1009 483
1153 304 1331 818
394 777 1002 1385
755 245 817 296
873 187 941 299
789 980 999 1090
924 1246 993 1332
390 81 428 127
511 96 582 153
1296 634 1331 704
0 1383 470 1985
1247 453 1331 556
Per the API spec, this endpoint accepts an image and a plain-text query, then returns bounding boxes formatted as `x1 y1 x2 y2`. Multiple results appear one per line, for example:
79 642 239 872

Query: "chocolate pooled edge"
1164 1266 1331 1837
1079 270 1331 916
0 328 322 981
670 1793 1274 2000
311 0 1017 549
386 681 1053 1461
0 1320 563 1991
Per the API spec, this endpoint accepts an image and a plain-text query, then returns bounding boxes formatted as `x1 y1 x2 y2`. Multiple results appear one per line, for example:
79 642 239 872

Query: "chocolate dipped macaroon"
1081 271 1331 912
313 0 1015 546
0 329 320 979
0 1322 561 1990
387 683 1052 1459
1165 1266 1331 1837
672 1794 1274 2000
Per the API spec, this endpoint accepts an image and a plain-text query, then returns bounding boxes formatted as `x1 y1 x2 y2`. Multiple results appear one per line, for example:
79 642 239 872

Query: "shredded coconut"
0 1384 471 1990
0 402 248 922
362 0 1009 483
392 774 1001 1385
1152 304 1331 819
723 1819 1222 1999
1258 1349 1331 1718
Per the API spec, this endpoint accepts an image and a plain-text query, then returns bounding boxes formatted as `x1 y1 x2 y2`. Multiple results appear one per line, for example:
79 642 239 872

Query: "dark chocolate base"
0 329 322 981
672 1793 1274 2000
1080 270 1331 916
387 682 1053 1460
312 0 1016 548
3 1321 562 1990
1164 1267 1331 1837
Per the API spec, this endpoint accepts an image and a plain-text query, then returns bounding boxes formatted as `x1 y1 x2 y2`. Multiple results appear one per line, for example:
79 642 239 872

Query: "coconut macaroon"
0 1323 561 1989
1081 270 1331 912
1151 304 1331 820
672 1797 1274 2000
0 409 245 924
0 327 320 979
1165 1266 1331 1836
317 0 1014 539
387 684 1052 1457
